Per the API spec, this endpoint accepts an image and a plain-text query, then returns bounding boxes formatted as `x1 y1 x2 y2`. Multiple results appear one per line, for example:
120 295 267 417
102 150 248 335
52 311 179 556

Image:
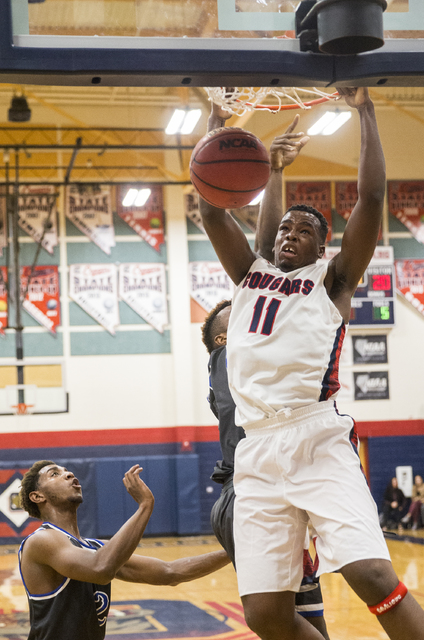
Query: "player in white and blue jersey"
198 88 424 640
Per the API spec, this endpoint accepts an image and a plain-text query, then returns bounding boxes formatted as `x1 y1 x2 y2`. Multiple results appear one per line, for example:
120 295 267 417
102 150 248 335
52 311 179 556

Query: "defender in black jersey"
19 461 230 639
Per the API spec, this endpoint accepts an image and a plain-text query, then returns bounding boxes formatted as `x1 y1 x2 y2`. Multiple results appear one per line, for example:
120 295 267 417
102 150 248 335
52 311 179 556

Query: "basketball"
189 127 270 209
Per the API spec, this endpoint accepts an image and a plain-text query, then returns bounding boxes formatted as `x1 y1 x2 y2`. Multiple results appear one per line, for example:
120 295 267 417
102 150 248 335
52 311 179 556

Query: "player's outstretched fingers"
284 113 300 134
123 465 154 506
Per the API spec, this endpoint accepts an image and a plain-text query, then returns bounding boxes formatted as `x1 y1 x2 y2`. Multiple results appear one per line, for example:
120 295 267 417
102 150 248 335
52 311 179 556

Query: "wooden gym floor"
0 531 423 640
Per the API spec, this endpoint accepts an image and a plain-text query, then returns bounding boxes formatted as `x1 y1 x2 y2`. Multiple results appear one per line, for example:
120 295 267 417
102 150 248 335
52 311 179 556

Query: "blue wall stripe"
66 241 167 264
0 331 63 357
188 238 254 262
69 300 150 326
70 328 171 356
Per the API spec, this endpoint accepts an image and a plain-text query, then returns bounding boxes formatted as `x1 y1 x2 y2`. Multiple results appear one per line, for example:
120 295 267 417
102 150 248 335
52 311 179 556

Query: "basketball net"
204 87 340 117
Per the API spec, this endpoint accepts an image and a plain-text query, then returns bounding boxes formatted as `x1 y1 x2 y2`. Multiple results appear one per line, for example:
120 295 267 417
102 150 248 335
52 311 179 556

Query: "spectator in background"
402 474 424 530
381 477 407 534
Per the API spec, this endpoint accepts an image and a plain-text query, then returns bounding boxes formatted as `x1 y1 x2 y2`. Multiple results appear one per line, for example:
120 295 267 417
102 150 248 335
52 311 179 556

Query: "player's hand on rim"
270 114 310 170
337 86 371 110
123 464 154 507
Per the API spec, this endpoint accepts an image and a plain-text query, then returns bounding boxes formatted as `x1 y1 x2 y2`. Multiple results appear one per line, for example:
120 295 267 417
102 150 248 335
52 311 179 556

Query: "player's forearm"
93 499 154 582
255 167 283 261
117 549 230 585
166 549 230 585
357 101 386 206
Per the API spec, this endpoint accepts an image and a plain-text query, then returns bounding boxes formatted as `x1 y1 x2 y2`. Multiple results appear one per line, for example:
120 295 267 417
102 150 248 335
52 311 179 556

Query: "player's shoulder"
22 524 70 560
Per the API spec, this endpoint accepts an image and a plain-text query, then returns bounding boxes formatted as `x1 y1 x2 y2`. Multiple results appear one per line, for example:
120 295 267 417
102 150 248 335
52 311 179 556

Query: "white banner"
0 186 7 257
189 262 234 312
66 184 115 255
18 185 58 254
69 264 119 335
119 263 168 334
184 186 205 233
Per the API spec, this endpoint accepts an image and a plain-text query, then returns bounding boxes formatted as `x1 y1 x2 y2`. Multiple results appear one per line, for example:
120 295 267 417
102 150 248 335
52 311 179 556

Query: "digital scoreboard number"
324 246 395 327
351 264 395 326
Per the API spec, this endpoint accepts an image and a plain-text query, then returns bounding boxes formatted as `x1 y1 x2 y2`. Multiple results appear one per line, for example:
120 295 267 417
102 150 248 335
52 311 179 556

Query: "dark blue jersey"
19 522 111 640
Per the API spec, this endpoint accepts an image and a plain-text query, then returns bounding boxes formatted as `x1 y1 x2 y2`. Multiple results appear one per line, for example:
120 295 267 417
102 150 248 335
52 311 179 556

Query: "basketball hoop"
204 87 340 117
5 384 37 416
11 402 35 416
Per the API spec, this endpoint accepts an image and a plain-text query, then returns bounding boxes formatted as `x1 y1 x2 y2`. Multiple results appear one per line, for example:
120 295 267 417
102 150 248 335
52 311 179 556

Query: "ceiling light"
307 110 352 136
249 190 265 206
166 108 202 135
122 188 138 206
122 188 152 207
322 111 352 135
8 96 31 122
165 109 186 135
134 188 151 207
180 109 202 134
307 112 337 136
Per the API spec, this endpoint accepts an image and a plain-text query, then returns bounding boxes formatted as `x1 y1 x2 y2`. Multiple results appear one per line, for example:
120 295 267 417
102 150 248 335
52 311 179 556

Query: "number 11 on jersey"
249 296 281 336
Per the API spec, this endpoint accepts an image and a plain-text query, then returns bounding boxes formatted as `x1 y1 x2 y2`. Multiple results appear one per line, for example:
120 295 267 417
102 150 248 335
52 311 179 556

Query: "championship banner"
18 185 58 254
388 181 424 245
0 266 7 335
117 185 165 253
21 266 60 335
335 181 357 220
69 264 119 335
286 182 332 240
336 181 382 241
232 203 259 232
184 186 205 233
119 263 168 333
189 262 234 313
0 186 6 257
66 184 115 255
395 259 424 317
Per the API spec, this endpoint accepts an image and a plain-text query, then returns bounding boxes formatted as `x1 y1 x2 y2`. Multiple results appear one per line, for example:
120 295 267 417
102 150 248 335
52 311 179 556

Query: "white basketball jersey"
227 257 346 427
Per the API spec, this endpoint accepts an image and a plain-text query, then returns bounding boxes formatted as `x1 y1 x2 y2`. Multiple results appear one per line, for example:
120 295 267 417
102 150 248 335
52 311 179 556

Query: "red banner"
395 259 424 317
336 181 382 240
335 181 358 220
21 266 61 334
388 181 424 245
0 267 7 335
286 182 332 241
117 185 165 253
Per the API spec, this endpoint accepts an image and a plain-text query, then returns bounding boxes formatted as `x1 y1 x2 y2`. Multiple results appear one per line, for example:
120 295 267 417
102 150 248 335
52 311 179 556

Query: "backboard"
0 360 68 415
2 0 424 87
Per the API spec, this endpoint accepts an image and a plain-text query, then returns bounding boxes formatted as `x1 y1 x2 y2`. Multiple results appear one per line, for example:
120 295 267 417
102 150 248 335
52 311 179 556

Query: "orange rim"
244 91 339 111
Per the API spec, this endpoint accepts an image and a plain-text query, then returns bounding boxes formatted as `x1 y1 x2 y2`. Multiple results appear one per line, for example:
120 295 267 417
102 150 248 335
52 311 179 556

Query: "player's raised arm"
255 114 309 262
24 465 154 585
116 549 230 586
330 87 386 293
198 101 258 286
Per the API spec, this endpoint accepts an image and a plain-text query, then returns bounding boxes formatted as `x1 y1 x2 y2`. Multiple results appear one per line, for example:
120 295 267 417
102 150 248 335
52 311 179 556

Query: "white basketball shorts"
233 399 391 596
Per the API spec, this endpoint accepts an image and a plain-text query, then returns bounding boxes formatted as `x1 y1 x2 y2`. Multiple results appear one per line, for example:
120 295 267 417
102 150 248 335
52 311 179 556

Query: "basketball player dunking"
202 105 330 639
18 461 230 639
198 87 424 640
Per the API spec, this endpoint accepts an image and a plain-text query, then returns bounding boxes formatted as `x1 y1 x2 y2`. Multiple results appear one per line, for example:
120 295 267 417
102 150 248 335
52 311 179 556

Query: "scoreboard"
324 246 395 327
